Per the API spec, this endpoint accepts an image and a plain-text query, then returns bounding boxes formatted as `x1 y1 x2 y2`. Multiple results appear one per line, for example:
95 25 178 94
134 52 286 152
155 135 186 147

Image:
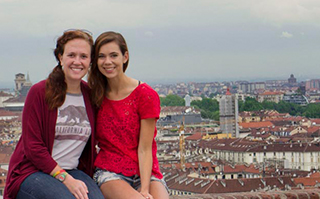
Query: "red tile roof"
293 176 320 186
239 121 274 129
311 119 320 125
186 132 203 140
0 110 20 117
307 126 320 133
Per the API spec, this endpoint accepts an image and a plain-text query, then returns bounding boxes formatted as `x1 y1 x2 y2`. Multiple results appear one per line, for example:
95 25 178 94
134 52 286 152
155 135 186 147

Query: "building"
160 106 201 119
265 79 288 89
306 79 320 91
219 89 239 137
288 74 297 85
0 92 13 109
282 94 309 106
257 91 284 103
158 113 203 126
184 94 191 107
238 82 266 94
14 73 32 97
198 138 320 171
2 96 25 111
2 73 32 111
14 73 26 94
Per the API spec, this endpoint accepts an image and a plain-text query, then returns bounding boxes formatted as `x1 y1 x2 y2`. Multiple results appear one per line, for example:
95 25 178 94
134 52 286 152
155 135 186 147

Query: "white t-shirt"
52 93 91 170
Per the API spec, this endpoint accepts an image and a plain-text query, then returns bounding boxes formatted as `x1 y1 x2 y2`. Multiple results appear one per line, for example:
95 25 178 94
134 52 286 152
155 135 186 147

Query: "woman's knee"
150 181 170 199
18 172 75 199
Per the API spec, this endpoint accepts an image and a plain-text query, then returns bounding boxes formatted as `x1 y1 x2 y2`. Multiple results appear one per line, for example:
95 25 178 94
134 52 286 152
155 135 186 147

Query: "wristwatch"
57 172 68 182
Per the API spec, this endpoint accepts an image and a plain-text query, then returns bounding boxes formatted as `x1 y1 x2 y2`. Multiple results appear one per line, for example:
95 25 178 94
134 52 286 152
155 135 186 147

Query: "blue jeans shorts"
94 168 169 193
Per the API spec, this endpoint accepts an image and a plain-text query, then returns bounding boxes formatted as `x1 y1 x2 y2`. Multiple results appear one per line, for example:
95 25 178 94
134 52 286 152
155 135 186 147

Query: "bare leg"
100 180 145 199
149 181 169 199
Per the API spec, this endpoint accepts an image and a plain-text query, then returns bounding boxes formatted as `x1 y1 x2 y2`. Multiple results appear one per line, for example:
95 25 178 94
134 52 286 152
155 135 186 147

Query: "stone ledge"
169 188 320 199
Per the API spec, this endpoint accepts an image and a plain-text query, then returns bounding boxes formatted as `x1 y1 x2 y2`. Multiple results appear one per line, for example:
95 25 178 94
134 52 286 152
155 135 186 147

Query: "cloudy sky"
1 0 320 88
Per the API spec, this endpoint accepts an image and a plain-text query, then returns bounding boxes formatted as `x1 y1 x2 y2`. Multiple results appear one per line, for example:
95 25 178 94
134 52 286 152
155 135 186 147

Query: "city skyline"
0 72 315 89
1 0 320 88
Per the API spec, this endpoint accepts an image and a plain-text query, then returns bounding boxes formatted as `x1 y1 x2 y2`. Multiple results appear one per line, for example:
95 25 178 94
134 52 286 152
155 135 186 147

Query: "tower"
24 72 32 87
288 74 297 84
219 88 239 137
20 72 32 97
184 94 191 106
179 117 186 170
14 73 26 95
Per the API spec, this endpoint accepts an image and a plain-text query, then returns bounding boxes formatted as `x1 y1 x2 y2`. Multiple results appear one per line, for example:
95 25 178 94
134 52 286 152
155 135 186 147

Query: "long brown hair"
88 31 129 107
45 29 93 110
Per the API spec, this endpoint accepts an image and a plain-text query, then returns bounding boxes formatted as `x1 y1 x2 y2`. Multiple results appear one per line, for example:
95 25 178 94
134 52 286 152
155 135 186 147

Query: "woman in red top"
88 31 169 199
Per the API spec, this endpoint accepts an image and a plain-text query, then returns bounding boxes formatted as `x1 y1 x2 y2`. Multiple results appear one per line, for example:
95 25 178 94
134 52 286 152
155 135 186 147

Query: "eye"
81 54 88 59
110 53 118 58
98 54 106 59
67 53 75 58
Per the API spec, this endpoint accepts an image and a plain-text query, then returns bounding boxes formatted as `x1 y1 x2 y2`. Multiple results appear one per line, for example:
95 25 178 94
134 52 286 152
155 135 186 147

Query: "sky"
1 0 320 88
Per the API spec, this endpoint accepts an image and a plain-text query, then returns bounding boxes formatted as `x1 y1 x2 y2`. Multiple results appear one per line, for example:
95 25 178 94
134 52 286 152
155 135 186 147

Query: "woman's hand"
63 174 89 199
140 191 153 199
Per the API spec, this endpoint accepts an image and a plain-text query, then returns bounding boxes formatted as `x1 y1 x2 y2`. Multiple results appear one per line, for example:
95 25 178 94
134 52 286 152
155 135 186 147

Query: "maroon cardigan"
4 80 97 199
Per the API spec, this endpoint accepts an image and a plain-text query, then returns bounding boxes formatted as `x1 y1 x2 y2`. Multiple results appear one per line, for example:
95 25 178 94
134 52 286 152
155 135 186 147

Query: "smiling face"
59 38 91 85
97 41 128 80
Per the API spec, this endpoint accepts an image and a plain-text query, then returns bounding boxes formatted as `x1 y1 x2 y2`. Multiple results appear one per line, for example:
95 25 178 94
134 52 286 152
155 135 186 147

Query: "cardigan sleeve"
22 83 57 174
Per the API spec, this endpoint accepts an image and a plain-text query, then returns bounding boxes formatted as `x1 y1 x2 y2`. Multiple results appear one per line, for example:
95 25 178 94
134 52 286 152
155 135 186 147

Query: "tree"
239 97 263 112
303 104 320 118
191 97 219 120
274 101 304 116
160 94 185 106
212 111 220 121
261 100 277 110
209 93 216 98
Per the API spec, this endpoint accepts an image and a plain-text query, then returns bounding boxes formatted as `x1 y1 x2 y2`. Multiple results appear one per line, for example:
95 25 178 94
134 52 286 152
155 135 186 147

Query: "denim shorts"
93 168 169 193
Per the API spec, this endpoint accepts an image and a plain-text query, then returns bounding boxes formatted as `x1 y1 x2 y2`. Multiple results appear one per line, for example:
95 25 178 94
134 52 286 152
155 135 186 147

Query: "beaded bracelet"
52 169 66 178
56 171 68 182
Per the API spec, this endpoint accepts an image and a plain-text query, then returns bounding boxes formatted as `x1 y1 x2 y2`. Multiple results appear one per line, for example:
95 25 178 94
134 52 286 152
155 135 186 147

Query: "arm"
50 165 89 199
138 118 156 198
22 84 57 173
137 84 160 198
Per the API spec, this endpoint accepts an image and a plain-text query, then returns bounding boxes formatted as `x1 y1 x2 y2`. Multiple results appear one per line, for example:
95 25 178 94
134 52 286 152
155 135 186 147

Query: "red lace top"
95 83 163 179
